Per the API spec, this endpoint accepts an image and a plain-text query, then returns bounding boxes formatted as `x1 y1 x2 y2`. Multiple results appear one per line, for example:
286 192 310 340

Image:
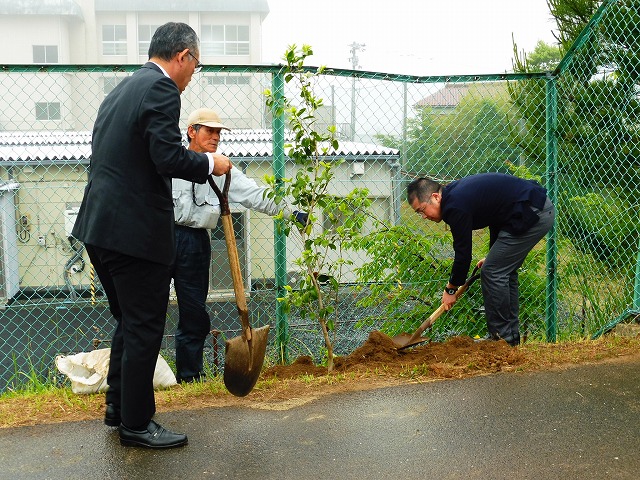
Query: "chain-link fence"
0 0 638 392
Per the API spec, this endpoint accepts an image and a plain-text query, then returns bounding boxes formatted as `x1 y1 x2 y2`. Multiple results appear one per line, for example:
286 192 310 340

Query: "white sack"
55 348 177 394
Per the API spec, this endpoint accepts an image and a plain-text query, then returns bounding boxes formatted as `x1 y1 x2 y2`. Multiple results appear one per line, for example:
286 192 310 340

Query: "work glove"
293 210 308 227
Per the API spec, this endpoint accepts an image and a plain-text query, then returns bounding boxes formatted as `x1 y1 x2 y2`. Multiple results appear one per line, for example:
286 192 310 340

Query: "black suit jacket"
72 62 210 265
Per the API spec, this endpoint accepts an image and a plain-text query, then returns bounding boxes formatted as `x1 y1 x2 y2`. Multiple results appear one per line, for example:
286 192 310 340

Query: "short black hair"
407 177 442 203
148 22 199 61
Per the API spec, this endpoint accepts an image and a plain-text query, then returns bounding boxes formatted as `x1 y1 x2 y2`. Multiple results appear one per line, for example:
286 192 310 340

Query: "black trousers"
171 225 212 383
86 244 171 429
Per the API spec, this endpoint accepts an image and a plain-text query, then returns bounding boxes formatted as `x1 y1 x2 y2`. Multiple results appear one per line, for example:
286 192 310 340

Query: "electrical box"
351 162 365 176
64 205 80 238
0 181 20 306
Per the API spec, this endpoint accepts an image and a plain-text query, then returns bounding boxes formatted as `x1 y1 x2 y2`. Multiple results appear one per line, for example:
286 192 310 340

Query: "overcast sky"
261 0 559 76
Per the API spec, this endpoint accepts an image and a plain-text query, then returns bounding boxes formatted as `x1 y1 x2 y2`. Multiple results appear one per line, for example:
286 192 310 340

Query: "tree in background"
511 0 639 290
523 40 563 72
374 105 439 174
512 0 639 188
547 0 599 49
376 83 516 179
508 40 562 172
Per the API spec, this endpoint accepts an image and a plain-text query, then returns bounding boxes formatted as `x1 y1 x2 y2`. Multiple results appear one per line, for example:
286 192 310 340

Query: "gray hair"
148 22 199 60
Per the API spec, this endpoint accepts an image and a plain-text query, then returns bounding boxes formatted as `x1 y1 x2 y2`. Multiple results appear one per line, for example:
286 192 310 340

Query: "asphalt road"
1 356 639 479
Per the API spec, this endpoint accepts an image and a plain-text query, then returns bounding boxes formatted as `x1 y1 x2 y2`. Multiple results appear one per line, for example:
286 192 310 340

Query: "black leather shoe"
104 403 121 427
119 420 188 449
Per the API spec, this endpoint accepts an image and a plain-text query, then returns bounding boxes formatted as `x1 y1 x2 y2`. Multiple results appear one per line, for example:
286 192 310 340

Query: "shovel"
208 173 270 397
392 266 481 351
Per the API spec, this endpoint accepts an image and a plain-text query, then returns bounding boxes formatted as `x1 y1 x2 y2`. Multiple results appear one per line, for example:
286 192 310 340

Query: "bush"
562 192 639 268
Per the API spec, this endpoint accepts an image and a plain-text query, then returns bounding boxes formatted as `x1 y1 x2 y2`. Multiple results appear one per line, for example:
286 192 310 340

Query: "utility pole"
348 42 365 140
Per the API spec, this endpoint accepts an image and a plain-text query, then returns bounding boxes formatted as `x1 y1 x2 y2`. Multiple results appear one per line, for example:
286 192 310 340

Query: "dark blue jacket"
441 173 548 285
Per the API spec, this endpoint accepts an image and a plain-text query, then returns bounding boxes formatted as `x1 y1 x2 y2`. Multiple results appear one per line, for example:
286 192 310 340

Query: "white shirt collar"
149 61 170 78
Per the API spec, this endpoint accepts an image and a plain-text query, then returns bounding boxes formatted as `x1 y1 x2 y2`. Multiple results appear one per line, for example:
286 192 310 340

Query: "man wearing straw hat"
171 107 307 383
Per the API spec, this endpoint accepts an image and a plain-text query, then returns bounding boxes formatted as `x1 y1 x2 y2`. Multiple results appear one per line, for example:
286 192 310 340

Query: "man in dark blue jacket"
407 173 554 346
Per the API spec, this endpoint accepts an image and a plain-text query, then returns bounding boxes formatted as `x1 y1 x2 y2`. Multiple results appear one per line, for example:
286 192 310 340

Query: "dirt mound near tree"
263 331 526 379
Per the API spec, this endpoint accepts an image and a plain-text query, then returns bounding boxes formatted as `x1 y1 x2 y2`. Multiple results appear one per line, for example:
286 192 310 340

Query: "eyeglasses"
187 51 203 73
414 203 430 215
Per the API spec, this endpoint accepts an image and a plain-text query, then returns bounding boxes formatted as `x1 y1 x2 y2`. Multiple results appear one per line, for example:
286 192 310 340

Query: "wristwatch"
445 286 458 295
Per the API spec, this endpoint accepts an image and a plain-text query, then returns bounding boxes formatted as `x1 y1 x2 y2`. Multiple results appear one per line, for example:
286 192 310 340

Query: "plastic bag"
55 348 177 394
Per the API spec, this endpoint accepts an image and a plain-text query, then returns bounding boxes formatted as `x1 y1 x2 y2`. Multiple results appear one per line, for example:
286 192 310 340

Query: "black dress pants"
171 225 212 383
85 244 171 429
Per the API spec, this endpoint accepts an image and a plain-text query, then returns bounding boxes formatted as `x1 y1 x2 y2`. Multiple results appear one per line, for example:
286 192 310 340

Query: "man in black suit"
407 173 555 347
72 22 232 449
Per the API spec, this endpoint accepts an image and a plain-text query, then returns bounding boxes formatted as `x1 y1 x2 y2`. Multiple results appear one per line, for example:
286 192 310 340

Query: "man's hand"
211 153 232 176
442 288 457 311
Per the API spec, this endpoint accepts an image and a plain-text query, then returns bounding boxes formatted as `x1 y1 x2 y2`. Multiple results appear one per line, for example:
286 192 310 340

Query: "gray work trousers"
481 198 555 346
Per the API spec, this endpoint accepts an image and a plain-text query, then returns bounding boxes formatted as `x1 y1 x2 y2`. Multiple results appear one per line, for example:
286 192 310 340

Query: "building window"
206 75 251 86
33 45 58 63
201 25 249 56
103 77 125 96
102 25 127 55
138 25 159 56
35 102 61 121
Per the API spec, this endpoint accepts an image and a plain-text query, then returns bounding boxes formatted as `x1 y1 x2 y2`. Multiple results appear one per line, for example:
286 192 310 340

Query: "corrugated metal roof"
221 129 399 158
0 131 92 146
0 130 399 164
0 131 91 164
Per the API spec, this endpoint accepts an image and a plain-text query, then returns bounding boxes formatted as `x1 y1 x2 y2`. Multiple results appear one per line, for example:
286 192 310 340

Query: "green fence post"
545 74 558 342
272 70 288 364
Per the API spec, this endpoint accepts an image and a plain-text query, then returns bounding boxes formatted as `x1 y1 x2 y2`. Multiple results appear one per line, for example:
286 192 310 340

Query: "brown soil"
2 330 639 429
265 332 525 379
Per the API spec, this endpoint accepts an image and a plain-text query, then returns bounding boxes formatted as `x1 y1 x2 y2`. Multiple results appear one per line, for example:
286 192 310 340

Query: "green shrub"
562 192 639 267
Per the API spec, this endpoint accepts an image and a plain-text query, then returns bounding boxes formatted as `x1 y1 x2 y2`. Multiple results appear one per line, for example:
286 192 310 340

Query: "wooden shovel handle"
208 173 232 216
405 267 481 343
208 173 252 339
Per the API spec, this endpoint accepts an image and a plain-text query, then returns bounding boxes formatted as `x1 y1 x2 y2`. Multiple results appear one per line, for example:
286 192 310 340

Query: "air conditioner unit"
0 181 20 306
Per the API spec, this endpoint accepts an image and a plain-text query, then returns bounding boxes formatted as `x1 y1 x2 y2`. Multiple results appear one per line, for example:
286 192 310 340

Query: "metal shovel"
392 266 481 351
208 173 270 397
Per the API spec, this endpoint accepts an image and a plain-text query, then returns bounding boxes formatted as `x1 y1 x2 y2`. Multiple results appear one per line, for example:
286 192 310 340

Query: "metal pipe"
545 75 558 343
63 236 85 301
272 70 289 364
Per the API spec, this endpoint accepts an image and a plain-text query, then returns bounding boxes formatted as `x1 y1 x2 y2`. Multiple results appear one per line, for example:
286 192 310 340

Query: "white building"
0 0 270 131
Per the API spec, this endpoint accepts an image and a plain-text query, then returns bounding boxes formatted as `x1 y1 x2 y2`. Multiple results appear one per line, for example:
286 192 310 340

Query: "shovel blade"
392 332 430 350
223 325 270 397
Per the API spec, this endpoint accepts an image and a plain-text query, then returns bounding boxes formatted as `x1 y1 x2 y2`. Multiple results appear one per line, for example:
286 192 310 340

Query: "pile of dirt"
263 331 526 379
